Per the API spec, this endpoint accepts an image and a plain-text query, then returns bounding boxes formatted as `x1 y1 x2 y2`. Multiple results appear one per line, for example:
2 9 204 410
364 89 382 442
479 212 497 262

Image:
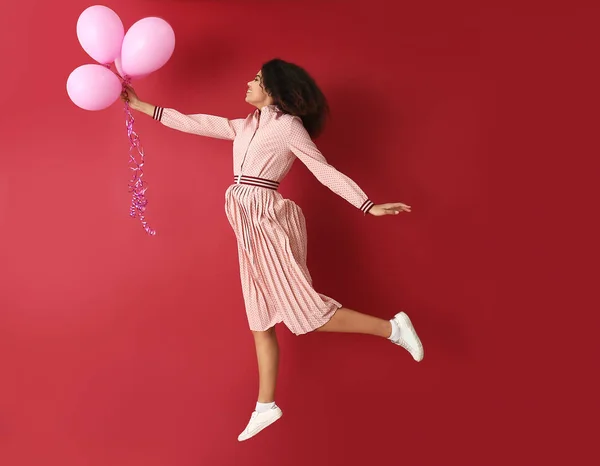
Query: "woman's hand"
368 202 412 216
121 84 142 111
120 85 155 116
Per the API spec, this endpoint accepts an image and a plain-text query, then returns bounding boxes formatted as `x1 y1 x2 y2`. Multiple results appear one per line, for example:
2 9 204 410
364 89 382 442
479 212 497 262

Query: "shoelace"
394 325 414 353
241 412 259 434
398 337 410 351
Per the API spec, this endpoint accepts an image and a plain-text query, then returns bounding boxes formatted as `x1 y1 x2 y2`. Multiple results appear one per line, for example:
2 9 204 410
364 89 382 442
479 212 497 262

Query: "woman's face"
245 70 273 109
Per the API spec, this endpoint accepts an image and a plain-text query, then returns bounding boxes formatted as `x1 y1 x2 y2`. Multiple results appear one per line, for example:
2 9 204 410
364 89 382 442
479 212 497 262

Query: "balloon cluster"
66 5 176 235
67 5 175 110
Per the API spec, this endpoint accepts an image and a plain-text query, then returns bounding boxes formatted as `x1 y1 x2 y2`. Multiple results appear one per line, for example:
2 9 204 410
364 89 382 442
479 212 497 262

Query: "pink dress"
153 105 374 334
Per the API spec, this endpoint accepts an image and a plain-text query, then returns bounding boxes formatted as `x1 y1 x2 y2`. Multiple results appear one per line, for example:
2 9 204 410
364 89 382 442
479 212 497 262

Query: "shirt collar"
257 104 281 114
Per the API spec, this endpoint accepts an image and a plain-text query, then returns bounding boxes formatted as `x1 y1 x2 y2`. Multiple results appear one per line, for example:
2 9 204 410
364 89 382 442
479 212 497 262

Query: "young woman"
121 58 423 442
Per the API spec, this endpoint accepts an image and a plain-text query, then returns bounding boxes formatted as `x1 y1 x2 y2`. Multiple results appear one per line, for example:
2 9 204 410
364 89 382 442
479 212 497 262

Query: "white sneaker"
391 312 424 362
237 406 283 441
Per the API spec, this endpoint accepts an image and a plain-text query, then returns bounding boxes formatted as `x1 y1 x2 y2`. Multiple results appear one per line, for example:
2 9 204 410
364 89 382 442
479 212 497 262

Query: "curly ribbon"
122 77 156 236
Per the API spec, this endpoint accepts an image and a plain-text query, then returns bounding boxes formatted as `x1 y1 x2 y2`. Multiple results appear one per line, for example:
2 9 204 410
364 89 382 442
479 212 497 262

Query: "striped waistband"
233 175 280 190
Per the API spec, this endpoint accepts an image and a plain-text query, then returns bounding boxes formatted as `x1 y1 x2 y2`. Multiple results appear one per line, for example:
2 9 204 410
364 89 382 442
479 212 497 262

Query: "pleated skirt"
224 183 342 335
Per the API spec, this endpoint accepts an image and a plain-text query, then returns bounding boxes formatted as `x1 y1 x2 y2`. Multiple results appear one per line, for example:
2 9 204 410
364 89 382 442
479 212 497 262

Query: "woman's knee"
252 326 277 341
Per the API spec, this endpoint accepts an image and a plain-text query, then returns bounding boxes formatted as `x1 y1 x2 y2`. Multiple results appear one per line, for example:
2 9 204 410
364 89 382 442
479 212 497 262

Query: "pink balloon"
66 64 122 111
77 5 124 64
121 17 175 78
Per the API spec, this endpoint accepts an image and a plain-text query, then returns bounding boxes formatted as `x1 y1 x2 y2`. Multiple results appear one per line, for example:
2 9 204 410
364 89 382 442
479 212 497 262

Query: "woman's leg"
315 307 392 337
252 326 279 402
238 326 283 442
315 307 424 362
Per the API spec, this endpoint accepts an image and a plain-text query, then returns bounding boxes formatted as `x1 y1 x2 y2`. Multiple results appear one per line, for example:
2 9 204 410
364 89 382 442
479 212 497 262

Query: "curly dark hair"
260 58 330 138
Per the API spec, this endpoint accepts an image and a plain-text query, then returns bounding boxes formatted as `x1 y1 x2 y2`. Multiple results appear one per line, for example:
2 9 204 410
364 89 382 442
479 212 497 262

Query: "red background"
1 1 597 465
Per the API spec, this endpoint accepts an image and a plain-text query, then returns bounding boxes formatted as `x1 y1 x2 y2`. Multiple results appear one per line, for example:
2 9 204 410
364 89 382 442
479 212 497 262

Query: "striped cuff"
360 199 375 216
153 106 164 121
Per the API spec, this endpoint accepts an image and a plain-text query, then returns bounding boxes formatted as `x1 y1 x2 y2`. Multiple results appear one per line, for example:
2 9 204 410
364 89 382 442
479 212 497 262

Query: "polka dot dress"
154 105 374 334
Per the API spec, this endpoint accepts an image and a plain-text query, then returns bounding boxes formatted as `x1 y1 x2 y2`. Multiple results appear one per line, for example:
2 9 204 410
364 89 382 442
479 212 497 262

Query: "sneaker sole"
395 312 424 362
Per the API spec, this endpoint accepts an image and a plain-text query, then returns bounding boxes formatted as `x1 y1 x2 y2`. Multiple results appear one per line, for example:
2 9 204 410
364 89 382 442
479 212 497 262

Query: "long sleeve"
152 106 245 141
288 116 374 215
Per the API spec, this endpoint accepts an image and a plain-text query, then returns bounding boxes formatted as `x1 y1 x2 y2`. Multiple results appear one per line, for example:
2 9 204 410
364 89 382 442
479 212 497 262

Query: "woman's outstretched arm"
122 85 245 141
288 117 411 217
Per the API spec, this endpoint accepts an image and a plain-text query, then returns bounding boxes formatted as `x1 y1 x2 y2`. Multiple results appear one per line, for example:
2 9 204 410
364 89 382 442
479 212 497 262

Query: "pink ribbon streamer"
122 78 156 236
